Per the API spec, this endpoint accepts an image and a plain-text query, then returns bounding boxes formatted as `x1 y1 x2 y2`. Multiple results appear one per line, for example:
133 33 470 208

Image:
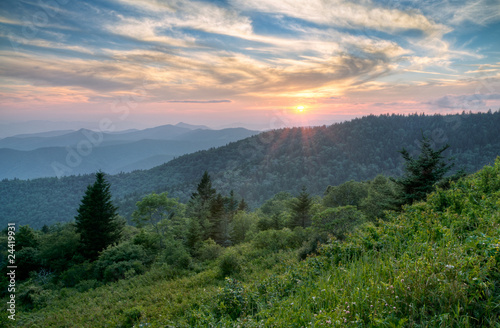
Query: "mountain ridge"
1 112 499 228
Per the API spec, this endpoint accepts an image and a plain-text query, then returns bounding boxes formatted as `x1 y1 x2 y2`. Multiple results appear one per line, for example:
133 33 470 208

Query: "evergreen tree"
208 193 226 244
191 171 216 204
237 198 249 212
394 136 454 205
187 171 217 250
289 186 312 228
75 171 123 260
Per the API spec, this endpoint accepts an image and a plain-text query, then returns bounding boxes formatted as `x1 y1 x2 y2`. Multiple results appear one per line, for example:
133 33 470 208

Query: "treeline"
1 111 499 228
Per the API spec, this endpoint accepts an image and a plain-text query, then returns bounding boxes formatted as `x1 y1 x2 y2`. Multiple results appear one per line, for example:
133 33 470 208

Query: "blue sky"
0 0 499 129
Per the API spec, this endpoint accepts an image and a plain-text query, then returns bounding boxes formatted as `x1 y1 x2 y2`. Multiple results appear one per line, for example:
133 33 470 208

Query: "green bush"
218 250 242 278
215 278 255 320
163 239 192 270
59 261 95 287
198 238 223 261
94 243 149 282
121 306 143 327
312 205 365 239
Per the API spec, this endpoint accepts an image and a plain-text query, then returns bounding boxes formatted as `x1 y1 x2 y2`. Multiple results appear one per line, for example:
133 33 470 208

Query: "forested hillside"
4 155 500 327
1 111 499 228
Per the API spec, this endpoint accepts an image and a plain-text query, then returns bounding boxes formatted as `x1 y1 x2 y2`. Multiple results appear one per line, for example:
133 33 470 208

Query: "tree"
237 198 249 212
132 192 183 249
75 172 123 260
360 175 401 221
187 171 217 251
208 193 228 245
323 180 368 208
289 186 312 228
312 205 365 240
394 136 454 205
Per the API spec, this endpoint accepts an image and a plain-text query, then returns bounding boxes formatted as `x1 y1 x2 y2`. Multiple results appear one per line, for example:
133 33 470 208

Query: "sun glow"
297 105 305 112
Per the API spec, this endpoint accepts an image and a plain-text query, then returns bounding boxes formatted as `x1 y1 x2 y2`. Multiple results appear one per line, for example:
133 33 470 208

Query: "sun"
297 105 305 112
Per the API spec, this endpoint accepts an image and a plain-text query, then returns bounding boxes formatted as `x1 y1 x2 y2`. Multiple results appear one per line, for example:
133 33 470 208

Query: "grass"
11 158 500 327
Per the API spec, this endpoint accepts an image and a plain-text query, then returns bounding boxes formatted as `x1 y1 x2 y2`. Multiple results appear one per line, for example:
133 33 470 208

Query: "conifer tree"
290 186 312 228
237 198 249 212
208 193 226 244
394 136 454 205
75 171 123 260
187 171 217 250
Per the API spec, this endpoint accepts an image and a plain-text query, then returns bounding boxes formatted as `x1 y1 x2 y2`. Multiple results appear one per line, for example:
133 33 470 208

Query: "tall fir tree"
208 193 227 245
289 186 313 228
187 171 217 251
394 135 454 205
75 171 123 260
237 198 249 212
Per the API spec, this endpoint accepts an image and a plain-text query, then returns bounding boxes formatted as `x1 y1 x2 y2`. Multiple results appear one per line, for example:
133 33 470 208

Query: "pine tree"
394 136 454 205
208 193 226 244
187 171 217 250
75 171 123 260
237 198 249 212
290 186 312 228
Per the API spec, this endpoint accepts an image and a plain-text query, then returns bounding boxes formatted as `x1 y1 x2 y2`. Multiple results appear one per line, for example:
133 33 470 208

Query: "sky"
0 0 499 131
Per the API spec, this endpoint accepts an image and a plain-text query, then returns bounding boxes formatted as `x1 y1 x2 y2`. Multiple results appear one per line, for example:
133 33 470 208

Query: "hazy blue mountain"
0 127 259 179
175 122 210 130
10 130 76 138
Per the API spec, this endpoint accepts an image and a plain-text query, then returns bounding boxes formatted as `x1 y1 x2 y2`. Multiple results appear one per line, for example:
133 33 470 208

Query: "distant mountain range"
0 122 256 179
1 112 499 228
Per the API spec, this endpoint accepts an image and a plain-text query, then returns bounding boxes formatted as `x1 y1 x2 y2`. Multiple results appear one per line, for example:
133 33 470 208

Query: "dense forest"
1 111 499 229
1 137 499 326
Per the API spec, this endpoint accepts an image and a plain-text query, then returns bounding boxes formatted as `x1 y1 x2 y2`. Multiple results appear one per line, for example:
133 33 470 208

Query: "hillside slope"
12 158 500 327
1 112 499 228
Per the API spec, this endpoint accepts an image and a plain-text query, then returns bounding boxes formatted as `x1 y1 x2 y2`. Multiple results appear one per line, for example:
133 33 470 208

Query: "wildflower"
445 265 455 269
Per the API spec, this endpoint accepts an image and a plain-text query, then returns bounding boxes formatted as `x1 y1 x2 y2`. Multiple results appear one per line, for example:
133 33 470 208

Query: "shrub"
215 278 254 320
163 239 193 270
312 205 365 239
198 238 223 261
94 243 149 282
218 250 242 278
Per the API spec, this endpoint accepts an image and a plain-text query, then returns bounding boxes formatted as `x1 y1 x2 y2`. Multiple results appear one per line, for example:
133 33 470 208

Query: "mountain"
0 120 148 139
175 122 210 130
1 112 499 228
10 130 76 138
0 126 259 179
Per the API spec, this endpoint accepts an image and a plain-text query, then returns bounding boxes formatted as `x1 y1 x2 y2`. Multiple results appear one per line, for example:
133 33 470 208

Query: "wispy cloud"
0 0 498 125
167 100 231 103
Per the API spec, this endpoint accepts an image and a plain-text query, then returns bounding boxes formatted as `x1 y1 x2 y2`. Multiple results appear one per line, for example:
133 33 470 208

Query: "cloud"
425 93 500 110
230 0 447 35
112 0 253 38
0 52 132 92
167 100 231 103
